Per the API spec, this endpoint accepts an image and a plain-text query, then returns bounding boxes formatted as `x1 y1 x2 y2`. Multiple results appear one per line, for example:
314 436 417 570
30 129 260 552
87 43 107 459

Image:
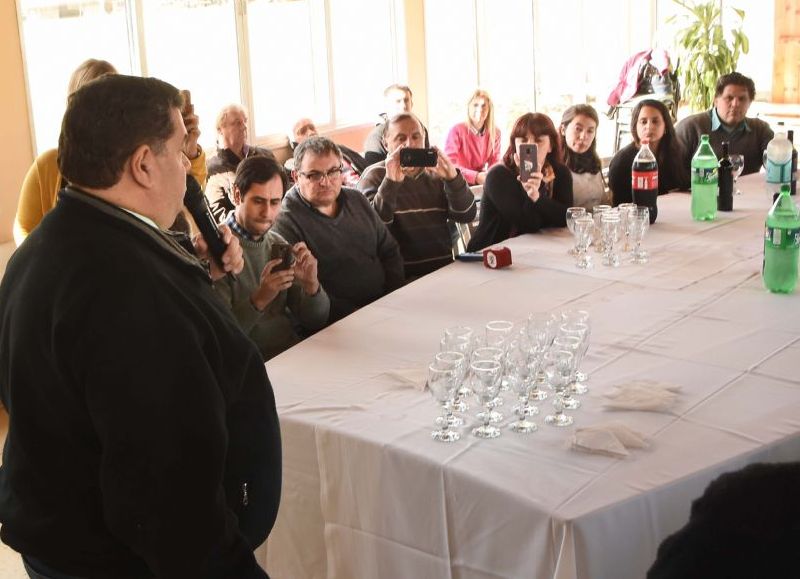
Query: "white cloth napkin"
570 421 649 458
603 379 681 412
382 368 428 391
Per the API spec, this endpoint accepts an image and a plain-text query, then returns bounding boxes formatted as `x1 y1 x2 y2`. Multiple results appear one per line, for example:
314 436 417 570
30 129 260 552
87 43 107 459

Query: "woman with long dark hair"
467 112 573 251
608 99 689 206
560 104 609 210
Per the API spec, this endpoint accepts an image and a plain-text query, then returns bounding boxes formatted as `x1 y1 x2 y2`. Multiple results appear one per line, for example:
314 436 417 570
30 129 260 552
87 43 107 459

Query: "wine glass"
566 207 587 255
548 343 582 409
600 211 621 267
592 205 612 253
485 320 514 349
730 154 744 195
435 351 468 416
427 364 460 442
630 206 650 264
617 203 637 252
573 215 594 269
471 360 502 439
506 345 539 434
558 322 590 394
543 351 575 427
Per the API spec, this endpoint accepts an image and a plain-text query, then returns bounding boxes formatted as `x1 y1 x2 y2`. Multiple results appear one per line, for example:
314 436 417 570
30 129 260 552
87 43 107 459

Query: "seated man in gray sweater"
273 137 405 324
675 72 773 176
358 113 476 279
214 155 329 360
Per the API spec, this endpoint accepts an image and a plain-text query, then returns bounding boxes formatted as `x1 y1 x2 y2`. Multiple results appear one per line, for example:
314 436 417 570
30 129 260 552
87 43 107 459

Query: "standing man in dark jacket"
0 75 281 579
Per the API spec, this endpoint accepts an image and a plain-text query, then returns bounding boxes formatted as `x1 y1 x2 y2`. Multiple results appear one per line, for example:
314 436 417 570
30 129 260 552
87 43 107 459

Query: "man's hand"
385 146 405 183
519 171 543 203
194 224 244 280
292 242 320 295
427 147 458 181
251 259 295 311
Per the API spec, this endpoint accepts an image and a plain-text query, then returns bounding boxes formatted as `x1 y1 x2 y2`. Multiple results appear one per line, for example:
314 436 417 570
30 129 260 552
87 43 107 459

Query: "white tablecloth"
262 173 800 579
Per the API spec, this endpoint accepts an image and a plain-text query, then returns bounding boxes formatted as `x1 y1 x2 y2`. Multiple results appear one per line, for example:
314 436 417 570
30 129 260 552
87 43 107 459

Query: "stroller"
607 49 680 152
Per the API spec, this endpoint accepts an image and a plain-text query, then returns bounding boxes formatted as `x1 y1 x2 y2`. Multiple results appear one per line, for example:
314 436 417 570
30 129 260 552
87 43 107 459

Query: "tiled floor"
0 409 28 578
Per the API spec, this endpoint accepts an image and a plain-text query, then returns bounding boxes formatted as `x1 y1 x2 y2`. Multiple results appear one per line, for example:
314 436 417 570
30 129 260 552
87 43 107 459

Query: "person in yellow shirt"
13 59 208 245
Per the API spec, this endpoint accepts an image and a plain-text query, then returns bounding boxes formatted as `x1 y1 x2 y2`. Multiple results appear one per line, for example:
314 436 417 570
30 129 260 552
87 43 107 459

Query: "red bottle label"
632 170 658 190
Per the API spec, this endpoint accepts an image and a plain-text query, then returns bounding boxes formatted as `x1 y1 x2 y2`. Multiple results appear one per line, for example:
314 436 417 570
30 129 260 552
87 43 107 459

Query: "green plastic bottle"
691 134 718 221
762 184 800 294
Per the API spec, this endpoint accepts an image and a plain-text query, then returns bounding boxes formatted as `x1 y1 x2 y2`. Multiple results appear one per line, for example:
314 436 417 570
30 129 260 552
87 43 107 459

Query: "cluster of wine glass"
566 204 649 269
426 310 591 442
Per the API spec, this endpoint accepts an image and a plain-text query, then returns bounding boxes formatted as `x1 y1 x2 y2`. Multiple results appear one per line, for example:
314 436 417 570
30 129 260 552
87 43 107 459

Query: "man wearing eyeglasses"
358 113 476 279
272 136 404 324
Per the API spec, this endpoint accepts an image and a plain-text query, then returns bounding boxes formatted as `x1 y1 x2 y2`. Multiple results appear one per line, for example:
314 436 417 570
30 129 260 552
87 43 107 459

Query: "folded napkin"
381 368 428 391
570 421 649 458
603 379 681 412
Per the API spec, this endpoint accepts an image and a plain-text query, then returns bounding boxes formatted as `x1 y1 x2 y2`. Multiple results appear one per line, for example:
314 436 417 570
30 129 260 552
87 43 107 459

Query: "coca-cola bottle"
632 139 658 224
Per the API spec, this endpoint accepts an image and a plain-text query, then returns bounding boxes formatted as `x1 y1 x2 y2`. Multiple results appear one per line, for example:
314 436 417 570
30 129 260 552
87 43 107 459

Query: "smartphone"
400 148 438 168
518 143 538 182
270 243 295 271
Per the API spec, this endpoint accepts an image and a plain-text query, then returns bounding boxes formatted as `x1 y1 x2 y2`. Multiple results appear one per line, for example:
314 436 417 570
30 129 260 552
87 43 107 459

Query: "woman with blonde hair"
14 59 207 244
444 89 501 185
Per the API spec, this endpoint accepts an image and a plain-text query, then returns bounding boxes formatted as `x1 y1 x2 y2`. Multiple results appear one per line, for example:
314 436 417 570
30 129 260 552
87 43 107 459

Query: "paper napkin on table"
382 368 428 391
570 422 649 458
603 379 681 412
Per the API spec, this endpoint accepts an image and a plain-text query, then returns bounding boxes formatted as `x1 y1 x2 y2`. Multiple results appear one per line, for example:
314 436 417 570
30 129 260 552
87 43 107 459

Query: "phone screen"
518 143 538 182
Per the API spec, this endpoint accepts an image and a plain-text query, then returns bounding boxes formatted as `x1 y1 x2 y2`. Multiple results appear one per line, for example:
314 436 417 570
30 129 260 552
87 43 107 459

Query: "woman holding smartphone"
466 112 573 251
444 89 501 185
608 99 688 206
560 104 609 210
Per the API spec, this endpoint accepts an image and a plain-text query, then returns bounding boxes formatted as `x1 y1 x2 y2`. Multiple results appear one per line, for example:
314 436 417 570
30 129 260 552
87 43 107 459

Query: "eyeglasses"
298 166 343 184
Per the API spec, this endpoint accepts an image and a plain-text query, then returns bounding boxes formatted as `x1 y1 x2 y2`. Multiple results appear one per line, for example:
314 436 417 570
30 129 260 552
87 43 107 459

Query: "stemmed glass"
573 215 594 269
543 350 575 427
566 207 587 255
561 310 591 384
592 205 612 253
547 345 582 409
471 360 502 439
730 154 745 195
427 363 460 442
472 347 505 420
435 351 468 416
600 211 621 267
485 320 514 349
630 206 650 264
506 344 539 434
617 203 637 252
558 322 590 393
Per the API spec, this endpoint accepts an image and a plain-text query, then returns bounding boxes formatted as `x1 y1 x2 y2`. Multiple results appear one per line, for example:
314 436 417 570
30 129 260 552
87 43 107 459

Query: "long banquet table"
261 173 800 579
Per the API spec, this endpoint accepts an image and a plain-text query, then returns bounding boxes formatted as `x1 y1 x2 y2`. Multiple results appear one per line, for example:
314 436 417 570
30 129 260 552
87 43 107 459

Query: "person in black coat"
467 112 573 251
0 75 280 579
648 462 800 579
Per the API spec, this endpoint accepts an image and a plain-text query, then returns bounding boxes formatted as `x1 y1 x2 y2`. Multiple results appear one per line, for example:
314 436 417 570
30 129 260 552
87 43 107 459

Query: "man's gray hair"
293 136 342 170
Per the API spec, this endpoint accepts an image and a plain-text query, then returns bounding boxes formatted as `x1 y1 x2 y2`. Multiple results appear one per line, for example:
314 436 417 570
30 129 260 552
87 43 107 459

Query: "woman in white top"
559 104 608 210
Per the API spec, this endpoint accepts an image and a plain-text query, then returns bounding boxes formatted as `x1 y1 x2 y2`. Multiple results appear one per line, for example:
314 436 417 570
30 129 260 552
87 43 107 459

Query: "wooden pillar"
774 0 800 103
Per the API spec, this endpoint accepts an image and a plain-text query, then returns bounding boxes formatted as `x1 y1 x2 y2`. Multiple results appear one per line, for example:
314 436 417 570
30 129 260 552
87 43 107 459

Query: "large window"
17 0 405 153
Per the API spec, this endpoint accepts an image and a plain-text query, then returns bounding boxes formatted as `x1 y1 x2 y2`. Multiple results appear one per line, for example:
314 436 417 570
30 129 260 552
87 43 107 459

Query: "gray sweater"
675 110 773 176
357 164 476 278
272 186 405 323
213 229 330 360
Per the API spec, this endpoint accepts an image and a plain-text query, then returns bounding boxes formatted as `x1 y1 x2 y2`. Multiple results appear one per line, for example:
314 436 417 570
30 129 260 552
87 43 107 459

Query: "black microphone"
183 174 230 275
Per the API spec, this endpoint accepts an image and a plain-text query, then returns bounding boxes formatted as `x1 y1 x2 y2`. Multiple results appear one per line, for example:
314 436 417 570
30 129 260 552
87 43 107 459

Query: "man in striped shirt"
357 113 477 280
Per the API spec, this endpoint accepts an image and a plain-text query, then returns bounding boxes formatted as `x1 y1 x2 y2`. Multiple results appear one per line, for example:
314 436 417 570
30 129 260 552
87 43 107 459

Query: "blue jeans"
22 556 88 579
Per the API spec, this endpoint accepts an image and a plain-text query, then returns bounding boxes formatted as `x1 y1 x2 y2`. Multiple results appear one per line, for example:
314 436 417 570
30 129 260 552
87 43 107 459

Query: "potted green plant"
669 0 750 112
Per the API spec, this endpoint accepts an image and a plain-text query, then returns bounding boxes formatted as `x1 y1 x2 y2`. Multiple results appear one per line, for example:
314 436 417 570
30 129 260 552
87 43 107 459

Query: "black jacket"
0 188 281 578
467 162 573 251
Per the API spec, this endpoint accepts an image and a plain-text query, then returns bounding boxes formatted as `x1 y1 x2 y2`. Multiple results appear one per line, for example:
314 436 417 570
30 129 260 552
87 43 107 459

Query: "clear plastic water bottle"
631 139 658 224
691 134 718 221
762 184 800 293
764 129 793 201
